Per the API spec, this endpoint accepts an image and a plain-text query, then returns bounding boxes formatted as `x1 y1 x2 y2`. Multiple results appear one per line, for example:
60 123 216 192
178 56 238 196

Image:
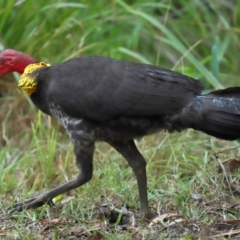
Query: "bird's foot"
141 209 158 221
7 176 85 214
7 194 53 214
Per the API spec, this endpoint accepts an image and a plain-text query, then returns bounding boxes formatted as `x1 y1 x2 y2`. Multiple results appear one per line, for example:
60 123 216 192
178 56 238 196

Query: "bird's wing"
46 56 203 120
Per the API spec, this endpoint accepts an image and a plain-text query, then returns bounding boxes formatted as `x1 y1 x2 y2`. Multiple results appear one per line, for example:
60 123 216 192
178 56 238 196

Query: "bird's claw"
7 196 53 214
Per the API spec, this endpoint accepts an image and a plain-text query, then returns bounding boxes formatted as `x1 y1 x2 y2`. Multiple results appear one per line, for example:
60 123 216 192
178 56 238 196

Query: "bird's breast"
48 101 165 142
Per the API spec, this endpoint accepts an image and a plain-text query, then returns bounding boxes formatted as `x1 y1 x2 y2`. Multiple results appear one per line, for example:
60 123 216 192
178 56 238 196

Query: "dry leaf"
222 158 240 172
213 229 240 238
148 213 178 226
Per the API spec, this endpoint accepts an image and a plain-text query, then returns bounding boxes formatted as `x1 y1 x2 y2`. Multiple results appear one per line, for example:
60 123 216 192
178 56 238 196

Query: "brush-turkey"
1 49 240 218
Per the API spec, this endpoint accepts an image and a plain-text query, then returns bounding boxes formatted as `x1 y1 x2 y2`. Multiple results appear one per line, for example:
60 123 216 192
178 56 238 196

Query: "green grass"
1 0 240 239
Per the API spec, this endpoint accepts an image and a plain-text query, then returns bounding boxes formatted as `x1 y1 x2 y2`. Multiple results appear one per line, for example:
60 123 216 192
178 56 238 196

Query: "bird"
1 48 240 219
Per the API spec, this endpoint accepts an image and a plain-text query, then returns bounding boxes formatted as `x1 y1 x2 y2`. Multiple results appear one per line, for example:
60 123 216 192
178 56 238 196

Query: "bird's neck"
18 62 50 96
15 54 38 74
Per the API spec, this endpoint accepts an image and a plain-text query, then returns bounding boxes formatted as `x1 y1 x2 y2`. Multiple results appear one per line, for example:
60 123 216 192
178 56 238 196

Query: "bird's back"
32 56 203 121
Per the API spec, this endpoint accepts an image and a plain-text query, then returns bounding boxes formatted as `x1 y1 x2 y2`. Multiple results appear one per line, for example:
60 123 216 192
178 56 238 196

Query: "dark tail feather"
191 87 240 140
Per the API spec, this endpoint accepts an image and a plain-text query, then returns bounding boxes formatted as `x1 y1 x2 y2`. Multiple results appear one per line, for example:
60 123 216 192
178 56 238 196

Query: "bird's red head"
0 49 37 76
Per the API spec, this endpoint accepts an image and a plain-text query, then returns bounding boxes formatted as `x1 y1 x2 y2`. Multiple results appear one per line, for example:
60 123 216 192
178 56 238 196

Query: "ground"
1 125 240 239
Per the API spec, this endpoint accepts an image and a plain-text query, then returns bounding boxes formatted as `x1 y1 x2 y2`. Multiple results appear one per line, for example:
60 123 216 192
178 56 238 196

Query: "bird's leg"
109 140 153 219
8 140 95 213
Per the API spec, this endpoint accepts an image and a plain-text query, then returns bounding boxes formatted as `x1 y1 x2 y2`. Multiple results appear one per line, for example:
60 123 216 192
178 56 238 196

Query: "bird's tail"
188 87 240 140
169 87 240 140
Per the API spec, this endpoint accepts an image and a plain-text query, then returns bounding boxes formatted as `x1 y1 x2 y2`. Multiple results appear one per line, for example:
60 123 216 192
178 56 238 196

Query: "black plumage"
1 51 240 218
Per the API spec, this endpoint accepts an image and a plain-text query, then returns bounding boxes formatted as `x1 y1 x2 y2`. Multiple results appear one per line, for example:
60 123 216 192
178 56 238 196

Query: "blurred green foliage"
1 0 240 88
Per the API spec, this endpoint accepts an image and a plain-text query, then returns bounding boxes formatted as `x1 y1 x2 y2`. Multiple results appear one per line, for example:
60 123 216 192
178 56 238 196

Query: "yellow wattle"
18 62 51 96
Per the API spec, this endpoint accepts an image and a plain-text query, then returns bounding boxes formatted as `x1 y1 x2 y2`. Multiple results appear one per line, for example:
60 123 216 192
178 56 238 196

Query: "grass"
1 0 240 239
